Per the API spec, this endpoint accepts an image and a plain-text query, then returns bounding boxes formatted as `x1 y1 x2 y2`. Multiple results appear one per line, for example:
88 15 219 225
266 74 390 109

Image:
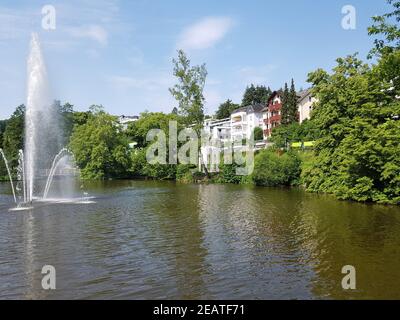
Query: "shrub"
252 149 301 187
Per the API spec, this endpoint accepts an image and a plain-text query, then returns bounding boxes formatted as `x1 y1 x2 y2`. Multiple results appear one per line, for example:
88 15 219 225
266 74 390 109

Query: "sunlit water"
0 180 399 300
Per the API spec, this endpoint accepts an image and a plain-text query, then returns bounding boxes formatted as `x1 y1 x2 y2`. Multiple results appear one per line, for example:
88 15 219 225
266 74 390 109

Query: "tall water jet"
25 33 61 202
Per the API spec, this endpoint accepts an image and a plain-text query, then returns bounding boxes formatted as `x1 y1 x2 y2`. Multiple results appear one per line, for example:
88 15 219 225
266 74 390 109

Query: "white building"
119 115 139 130
297 89 317 123
230 104 264 141
203 118 231 142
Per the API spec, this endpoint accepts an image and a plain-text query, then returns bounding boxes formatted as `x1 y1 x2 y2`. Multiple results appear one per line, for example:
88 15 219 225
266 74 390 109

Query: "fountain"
2 33 90 210
0 148 17 203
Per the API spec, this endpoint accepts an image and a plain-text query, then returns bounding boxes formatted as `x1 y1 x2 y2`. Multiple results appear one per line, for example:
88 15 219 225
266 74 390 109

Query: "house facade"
230 103 264 141
297 89 317 123
119 115 139 130
263 91 283 139
203 118 231 143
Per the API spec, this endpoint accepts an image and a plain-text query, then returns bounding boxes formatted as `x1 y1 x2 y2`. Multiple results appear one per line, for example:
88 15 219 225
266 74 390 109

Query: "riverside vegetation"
0 0 399 205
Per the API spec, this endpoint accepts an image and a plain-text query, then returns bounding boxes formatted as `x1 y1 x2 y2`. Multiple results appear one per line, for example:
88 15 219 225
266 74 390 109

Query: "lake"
0 180 399 299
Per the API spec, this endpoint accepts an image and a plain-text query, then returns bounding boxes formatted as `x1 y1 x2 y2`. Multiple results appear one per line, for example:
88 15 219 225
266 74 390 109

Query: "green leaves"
241 84 271 107
69 111 131 179
215 99 239 119
252 149 301 187
303 49 400 204
169 50 207 128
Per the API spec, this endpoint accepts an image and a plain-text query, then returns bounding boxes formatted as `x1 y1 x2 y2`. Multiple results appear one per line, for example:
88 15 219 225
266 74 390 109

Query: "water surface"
0 180 399 299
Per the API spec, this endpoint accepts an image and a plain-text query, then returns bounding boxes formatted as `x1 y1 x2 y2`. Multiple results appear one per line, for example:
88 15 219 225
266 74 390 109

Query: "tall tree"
280 83 290 125
281 79 298 125
288 79 298 123
215 99 239 119
241 84 271 106
0 120 7 149
169 50 207 130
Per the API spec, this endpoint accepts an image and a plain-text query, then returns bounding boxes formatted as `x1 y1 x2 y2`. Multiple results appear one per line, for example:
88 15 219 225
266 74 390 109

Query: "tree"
169 50 207 129
242 84 272 106
252 149 301 187
302 1 400 204
0 120 7 149
56 101 74 146
288 79 298 123
126 112 182 149
368 0 400 57
303 53 400 204
253 127 264 141
270 120 319 148
215 99 239 119
2 105 25 170
281 79 298 125
280 83 290 125
69 108 131 179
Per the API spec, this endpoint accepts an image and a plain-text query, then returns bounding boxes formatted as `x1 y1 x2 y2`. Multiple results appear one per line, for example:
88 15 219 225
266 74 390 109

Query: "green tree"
304 53 400 204
215 99 239 119
281 79 298 125
126 112 182 149
253 127 264 141
0 119 7 149
252 149 301 187
73 111 91 127
368 0 400 57
270 120 319 148
2 105 25 170
169 50 207 129
302 0 400 204
69 108 131 179
280 83 290 125
242 84 272 106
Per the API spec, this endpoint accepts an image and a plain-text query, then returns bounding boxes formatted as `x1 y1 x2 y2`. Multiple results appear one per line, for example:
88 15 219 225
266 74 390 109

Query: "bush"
176 164 197 183
252 149 301 187
130 148 177 180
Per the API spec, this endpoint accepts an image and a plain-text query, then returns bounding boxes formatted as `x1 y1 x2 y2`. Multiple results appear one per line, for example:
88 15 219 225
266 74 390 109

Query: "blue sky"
0 0 390 119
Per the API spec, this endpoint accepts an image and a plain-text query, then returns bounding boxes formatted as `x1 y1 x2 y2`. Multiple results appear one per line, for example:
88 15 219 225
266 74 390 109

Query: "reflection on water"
0 180 399 299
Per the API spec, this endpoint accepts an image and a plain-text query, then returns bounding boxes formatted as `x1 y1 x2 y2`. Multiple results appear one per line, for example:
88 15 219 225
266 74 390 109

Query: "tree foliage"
169 50 207 129
69 108 131 179
242 84 272 107
253 127 264 141
368 0 400 57
303 52 400 204
281 79 298 125
2 105 25 170
270 120 319 148
252 149 301 187
215 99 239 119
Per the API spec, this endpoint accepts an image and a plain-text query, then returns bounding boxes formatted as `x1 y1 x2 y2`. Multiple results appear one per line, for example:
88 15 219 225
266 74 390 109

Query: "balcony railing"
264 115 281 124
268 103 282 112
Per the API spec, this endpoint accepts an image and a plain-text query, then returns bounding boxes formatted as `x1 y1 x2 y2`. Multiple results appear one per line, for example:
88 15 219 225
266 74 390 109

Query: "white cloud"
66 25 108 46
177 17 234 51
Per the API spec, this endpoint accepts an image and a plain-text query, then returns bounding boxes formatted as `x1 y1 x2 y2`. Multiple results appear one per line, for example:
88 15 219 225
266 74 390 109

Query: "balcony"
264 114 281 124
268 103 282 113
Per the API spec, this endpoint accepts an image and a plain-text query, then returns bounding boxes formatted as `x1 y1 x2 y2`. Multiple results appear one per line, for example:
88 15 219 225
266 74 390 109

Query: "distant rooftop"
231 103 265 115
